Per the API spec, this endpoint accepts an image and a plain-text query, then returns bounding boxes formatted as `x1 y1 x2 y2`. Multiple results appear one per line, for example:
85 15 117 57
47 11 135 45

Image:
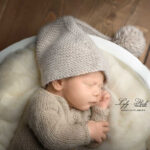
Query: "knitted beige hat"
36 16 110 87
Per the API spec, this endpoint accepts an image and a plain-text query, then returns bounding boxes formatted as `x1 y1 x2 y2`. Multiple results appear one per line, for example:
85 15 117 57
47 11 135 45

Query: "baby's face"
62 71 104 111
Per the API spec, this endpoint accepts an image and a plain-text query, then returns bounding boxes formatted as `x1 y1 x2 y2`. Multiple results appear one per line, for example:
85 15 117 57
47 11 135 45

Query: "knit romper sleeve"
90 106 109 122
26 95 91 150
91 86 110 122
84 106 109 149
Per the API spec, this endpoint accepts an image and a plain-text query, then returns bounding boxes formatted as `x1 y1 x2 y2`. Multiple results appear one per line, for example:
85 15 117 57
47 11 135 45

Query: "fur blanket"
0 43 150 150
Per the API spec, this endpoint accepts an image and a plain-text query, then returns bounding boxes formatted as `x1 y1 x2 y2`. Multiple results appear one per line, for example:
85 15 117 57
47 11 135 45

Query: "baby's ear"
52 80 64 91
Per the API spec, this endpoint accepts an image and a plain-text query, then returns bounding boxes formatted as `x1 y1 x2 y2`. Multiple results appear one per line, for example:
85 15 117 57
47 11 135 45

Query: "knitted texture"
112 25 146 57
36 16 110 87
8 88 109 150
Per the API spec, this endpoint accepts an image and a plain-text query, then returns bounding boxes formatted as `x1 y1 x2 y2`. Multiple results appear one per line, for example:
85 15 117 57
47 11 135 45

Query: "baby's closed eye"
87 83 104 89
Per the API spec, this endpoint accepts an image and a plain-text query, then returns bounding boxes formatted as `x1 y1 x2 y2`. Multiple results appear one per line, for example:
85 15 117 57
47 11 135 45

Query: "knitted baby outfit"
8 87 109 150
36 16 110 87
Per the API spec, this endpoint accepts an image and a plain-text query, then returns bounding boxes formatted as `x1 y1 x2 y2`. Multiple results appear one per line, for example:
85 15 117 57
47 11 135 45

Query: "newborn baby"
8 16 111 150
45 71 111 146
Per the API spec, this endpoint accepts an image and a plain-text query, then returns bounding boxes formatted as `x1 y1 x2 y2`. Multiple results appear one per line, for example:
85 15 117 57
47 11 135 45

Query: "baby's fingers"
103 91 111 98
101 121 109 127
103 127 110 133
96 137 103 144
101 133 107 140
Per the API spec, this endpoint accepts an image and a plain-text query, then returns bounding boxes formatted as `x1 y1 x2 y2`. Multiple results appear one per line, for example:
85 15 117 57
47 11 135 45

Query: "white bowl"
0 35 150 90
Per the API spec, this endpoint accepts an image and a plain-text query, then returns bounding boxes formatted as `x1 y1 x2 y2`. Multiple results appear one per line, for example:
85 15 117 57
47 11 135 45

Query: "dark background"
0 0 149 68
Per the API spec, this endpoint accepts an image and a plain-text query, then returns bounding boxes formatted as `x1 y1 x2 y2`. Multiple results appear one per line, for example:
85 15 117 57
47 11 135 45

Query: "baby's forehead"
71 71 104 81
81 71 104 78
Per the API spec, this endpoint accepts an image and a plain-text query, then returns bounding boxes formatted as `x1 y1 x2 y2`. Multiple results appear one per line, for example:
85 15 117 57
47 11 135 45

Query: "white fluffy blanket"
0 44 150 150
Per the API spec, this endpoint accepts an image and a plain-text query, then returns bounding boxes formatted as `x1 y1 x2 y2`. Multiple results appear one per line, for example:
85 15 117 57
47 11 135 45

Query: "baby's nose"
93 91 101 98
93 88 100 94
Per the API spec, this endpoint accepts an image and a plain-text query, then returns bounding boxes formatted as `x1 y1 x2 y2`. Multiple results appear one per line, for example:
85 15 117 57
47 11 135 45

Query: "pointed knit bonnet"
36 16 110 87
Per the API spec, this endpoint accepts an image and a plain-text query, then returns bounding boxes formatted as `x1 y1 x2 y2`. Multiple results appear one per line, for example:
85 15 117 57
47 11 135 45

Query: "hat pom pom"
112 25 146 57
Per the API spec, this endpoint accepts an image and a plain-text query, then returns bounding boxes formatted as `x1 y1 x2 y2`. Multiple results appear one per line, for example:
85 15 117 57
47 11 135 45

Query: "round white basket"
0 35 150 90
0 35 150 150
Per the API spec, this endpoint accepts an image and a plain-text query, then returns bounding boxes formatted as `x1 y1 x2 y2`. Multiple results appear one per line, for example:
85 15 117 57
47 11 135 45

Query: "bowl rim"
90 35 150 90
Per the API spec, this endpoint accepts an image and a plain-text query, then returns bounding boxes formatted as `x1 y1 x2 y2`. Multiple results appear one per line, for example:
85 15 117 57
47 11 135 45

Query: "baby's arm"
91 87 111 121
87 89 111 148
26 98 91 150
91 106 109 121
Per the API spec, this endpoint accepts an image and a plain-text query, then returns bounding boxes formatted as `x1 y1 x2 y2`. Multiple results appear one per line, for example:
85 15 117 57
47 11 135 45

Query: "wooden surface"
0 0 150 68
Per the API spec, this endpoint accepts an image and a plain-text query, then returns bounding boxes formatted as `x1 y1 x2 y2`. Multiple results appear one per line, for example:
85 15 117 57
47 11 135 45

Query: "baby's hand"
96 90 111 109
87 120 109 143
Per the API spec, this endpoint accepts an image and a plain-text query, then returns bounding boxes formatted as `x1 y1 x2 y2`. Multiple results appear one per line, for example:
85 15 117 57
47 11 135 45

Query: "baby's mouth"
89 102 98 106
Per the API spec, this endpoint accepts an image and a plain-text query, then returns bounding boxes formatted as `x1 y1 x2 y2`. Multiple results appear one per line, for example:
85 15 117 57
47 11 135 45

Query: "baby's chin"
77 105 91 111
68 103 91 111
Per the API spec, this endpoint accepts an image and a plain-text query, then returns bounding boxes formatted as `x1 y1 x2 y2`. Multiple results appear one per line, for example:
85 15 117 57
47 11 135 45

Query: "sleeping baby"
8 16 111 150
